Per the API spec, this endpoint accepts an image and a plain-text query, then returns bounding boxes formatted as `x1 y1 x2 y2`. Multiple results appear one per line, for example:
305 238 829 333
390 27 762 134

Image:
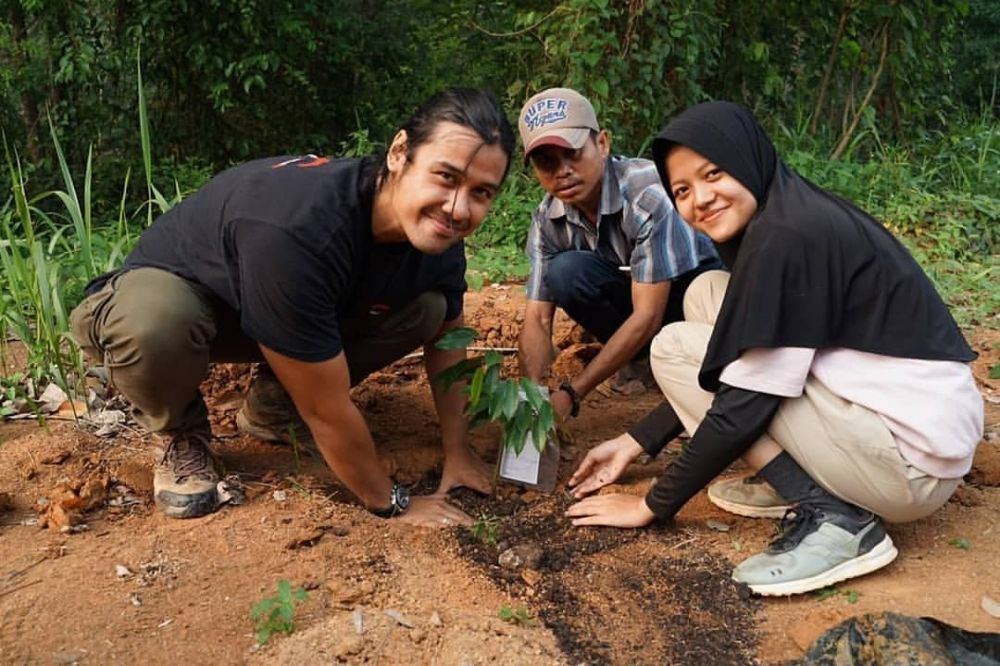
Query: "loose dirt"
1 284 998 665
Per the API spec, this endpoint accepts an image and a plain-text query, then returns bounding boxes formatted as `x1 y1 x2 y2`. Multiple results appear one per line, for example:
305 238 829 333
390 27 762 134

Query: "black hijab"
651 102 975 392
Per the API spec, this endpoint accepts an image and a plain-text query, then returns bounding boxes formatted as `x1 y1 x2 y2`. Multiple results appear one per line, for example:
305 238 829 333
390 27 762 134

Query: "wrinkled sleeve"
644 385 783 520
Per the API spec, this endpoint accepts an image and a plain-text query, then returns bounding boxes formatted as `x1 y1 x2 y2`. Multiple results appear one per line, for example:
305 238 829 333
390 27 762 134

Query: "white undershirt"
721 347 984 478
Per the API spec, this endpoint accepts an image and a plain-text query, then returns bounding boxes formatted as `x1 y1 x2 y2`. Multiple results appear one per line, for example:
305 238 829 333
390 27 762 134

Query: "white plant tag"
498 432 542 484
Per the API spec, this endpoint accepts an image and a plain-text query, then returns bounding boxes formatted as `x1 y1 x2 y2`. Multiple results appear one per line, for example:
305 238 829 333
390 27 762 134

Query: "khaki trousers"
70 267 446 433
649 270 959 523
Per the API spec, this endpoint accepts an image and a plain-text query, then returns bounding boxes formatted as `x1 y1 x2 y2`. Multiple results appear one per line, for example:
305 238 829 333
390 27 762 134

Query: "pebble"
333 634 363 658
498 543 544 571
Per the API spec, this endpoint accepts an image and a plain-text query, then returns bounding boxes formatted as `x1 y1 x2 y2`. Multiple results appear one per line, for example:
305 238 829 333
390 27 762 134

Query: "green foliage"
434 327 556 454
815 586 860 604
948 537 972 551
470 513 501 547
465 171 537 289
498 604 533 626
250 579 308 645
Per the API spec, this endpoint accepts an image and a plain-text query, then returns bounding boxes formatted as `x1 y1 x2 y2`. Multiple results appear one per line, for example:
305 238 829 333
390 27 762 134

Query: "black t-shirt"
123 155 466 361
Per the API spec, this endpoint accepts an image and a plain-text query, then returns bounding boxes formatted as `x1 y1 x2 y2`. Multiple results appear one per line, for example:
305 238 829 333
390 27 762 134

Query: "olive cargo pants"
70 267 447 433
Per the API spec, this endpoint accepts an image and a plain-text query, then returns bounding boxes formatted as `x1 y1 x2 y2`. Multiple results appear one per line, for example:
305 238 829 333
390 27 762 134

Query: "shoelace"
767 504 820 554
162 433 213 481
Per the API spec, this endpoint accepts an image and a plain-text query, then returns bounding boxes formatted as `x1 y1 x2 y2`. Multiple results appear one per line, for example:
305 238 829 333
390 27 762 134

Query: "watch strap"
558 381 581 418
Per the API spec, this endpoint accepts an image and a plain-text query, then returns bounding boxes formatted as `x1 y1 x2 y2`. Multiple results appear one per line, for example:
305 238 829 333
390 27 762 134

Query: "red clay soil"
0 284 998 665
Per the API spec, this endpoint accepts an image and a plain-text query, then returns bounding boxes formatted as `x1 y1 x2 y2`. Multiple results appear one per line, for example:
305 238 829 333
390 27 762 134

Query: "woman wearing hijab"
565 101 984 596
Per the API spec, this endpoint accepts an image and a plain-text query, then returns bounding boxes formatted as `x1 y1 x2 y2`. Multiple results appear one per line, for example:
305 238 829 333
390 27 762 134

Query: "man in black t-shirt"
70 89 516 525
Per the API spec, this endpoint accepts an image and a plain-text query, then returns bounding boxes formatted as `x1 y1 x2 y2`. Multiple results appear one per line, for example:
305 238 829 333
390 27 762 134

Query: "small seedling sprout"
250 579 309 645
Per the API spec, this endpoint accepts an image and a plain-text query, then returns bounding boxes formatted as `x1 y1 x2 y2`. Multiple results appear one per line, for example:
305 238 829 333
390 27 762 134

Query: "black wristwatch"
370 482 411 519
558 381 582 418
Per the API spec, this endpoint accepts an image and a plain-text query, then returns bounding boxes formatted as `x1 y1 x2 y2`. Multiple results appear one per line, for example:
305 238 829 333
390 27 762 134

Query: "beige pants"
649 270 959 523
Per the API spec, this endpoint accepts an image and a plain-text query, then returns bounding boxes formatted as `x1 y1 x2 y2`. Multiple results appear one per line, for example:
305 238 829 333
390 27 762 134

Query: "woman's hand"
565 493 656 528
568 433 645 498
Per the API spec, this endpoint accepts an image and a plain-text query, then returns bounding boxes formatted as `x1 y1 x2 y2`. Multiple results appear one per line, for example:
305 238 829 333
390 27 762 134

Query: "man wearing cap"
517 87 720 426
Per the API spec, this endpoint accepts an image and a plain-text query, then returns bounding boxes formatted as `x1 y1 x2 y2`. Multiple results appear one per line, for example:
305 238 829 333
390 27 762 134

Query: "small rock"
429 611 443 627
385 608 415 628
272 490 287 502
40 451 71 465
130 593 142 607
705 519 731 532
982 594 1000 619
352 608 365 634
326 579 374 608
59 523 89 534
409 628 426 644
499 543 544 571
115 564 133 578
521 569 542 587
333 634 363 658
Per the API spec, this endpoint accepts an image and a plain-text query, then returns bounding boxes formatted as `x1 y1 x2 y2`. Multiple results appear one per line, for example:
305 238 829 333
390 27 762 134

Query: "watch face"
393 484 411 511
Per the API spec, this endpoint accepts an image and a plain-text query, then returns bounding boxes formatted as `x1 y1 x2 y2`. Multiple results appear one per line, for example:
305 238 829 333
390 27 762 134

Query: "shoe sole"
155 489 219 519
235 411 315 452
707 490 791 519
738 534 899 596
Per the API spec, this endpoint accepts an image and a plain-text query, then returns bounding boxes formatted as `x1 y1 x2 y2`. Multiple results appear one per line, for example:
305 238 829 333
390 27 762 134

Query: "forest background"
0 0 997 393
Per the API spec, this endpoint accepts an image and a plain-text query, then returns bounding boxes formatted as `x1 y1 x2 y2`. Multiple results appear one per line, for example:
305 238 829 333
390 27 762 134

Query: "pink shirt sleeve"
719 347 816 397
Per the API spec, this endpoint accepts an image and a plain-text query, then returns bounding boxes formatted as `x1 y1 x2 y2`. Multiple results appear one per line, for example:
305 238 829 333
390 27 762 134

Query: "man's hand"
568 433 645 498
551 386 574 422
437 446 494 495
397 495 474 528
565 493 656 528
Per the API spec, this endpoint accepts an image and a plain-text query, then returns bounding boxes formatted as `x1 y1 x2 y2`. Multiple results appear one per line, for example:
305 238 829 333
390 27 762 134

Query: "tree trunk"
810 2 852 136
832 22 890 160
8 3 41 162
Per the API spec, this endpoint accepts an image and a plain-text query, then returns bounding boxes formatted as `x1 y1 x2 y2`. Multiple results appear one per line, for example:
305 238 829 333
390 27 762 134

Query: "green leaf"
538 401 555 434
844 589 860 604
531 417 548 453
483 350 504 367
435 327 478 350
433 357 483 392
520 378 545 411
989 362 1000 380
468 366 486 407
815 586 839 601
501 380 519 420
277 579 291 600
949 537 971 550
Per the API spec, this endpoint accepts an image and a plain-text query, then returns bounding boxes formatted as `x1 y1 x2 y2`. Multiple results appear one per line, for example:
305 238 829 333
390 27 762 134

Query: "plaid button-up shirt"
525 156 717 302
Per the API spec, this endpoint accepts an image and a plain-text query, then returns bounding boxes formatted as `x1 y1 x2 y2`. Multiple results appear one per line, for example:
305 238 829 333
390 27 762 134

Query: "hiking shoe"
708 475 791 518
732 504 898 596
153 428 220 519
236 371 314 450
599 355 656 396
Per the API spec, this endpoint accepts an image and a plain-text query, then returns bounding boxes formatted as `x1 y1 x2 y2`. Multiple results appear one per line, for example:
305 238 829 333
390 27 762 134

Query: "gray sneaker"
236 371 314 450
153 428 220 519
732 504 898 596
708 475 791 518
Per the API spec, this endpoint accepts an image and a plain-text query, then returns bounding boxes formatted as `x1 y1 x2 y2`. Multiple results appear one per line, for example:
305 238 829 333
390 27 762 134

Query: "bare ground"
0 284 998 665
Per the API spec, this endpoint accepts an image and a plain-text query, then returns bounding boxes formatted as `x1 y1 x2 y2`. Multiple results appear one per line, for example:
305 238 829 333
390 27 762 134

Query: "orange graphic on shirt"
271 155 330 169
